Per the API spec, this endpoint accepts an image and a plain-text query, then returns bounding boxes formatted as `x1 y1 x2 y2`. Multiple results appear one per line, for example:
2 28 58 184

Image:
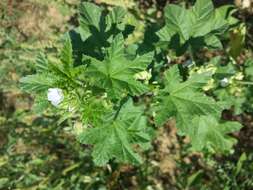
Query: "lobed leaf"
84 33 153 99
164 4 192 43
78 99 150 165
20 74 55 93
78 2 103 41
190 116 242 152
156 0 233 55
155 65 224 135
60 34 73 70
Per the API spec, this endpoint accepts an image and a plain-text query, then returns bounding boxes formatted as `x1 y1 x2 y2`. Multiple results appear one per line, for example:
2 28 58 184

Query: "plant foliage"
20 0 243 166
157 0 238 55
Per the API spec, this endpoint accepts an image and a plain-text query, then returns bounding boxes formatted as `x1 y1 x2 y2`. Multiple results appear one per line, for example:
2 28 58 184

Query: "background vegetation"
1 0 253 189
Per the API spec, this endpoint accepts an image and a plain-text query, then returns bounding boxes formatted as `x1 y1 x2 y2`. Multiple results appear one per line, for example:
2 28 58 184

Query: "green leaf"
235 153 247 176
117 99 150 145
81 122 142 166
106 6 127 27
192 0 229 37
245 59 253 80
204 35 223 49
156 25 175 45
107 32 125 59
78 99 149 165
214 60 236 78
157 0 233 54
32 95 50 113
192 0 215 37
20 35 78 95
190 116 242 152
20 74 55 93
211 8 229 35
74 2 130 64
164 5 192 43
97 0 135 8
80 2 102 29
35 53 49 73
223 6 239 26
81 97 110 126
84 33 153 99
47 37 82 83
78 2 103 41
78 2 127 43
155 65 224 135
60 34 73 70
0 178 8 189
214 89 245 115
192 0 214 22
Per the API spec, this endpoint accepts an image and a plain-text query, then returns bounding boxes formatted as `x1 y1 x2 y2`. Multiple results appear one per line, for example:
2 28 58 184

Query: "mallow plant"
20 0 243 166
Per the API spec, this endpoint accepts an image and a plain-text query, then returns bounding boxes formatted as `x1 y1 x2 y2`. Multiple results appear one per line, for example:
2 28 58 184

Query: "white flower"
47 88 64 106
220 78 229 87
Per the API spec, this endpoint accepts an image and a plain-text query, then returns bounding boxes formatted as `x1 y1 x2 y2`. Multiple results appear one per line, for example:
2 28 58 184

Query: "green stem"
236 80 253 85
